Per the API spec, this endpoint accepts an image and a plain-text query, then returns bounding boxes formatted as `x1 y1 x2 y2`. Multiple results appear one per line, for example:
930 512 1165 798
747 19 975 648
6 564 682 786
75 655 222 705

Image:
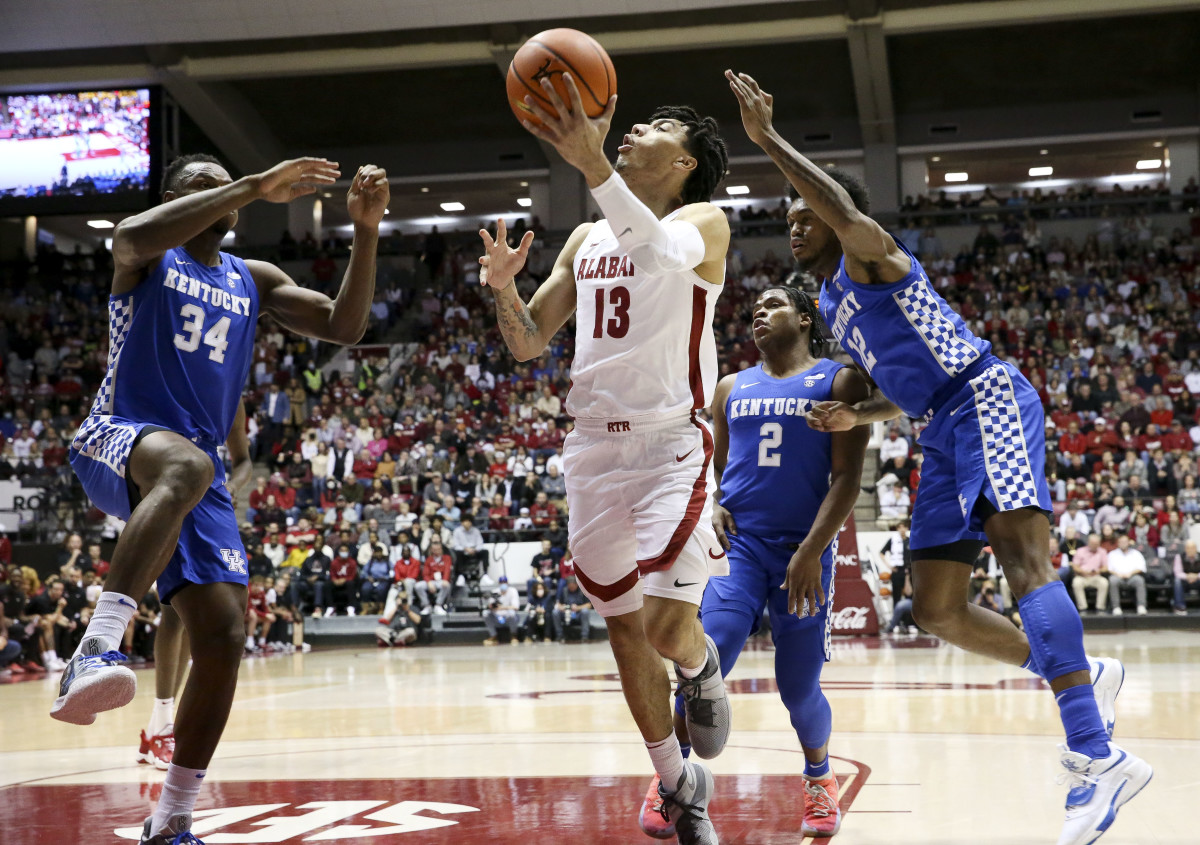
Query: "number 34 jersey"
86 247 259 447
719 359 842 540
565 211 724 421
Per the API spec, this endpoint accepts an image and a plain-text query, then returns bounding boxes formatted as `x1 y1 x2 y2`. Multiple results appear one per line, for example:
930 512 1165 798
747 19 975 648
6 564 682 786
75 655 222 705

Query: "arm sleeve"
589 171 705 275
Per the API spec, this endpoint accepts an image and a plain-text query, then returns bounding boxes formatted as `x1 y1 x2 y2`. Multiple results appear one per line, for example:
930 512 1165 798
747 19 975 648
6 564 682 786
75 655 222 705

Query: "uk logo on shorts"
221 549 247 575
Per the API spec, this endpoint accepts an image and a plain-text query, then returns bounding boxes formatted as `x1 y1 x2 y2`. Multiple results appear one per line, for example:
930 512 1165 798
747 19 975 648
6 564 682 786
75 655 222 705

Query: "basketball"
506 28 616 128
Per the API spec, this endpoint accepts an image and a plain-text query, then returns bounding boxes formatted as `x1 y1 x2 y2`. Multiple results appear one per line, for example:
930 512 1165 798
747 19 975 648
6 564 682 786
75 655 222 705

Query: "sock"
1056 685 1111 760
646 733 686 792
677 651 706 680
804 754 832 780
679 742 692 760
148 698 174 737
151 764 205 833
76 592 139 655
1020 650 1042 678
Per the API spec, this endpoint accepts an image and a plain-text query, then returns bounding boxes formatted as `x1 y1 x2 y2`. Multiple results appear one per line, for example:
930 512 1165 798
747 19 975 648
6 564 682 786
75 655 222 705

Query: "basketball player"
639 285 868 840
481 75 730 844
138 400 249 771
726 71 1148 844
57 153 389 843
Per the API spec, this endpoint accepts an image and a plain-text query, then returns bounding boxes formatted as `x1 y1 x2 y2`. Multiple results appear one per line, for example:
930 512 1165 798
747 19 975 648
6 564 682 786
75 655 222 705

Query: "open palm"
478 218 535 291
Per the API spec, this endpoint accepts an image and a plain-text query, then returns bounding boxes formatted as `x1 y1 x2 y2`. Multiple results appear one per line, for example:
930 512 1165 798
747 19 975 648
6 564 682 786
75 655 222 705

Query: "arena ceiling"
2 0 1199 239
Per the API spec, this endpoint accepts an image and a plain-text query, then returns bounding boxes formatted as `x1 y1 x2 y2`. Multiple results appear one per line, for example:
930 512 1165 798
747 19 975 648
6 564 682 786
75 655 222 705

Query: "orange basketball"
506 28 616 128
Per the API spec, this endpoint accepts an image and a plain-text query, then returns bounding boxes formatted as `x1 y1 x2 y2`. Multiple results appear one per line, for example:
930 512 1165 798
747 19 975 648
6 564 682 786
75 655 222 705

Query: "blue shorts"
70 414 248 603
702 530 834 657
910 359 1053 554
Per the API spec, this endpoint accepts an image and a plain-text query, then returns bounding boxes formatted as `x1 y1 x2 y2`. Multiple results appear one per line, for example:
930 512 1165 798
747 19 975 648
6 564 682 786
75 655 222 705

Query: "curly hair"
763 284 827 357
786 166 871 215
161 153 224 196
649 105 729 205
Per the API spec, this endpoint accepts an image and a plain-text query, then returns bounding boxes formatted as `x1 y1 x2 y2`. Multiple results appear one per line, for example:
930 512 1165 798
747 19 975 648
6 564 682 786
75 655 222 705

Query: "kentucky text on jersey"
163 266 253 316
575 255 636 280
728 395 815 420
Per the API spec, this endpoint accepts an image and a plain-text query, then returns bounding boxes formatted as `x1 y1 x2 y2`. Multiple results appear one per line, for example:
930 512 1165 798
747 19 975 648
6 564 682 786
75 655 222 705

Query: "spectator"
376 585 421 647
451 516 487 581
328 543 360 616
415 540 453 615
294 543 330 617
1106 534 1148 616
553 576 592 643
1071 533 1109 613
483 576 521 645
878 427 910 466
522 581 553 642
1093 495 1132 533
1172 540 1200 615
1057 500 1090 539
360 544 393 614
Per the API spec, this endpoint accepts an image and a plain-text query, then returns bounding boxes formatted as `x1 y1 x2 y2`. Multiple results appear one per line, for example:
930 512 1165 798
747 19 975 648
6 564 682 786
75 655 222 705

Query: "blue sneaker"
1056 742 1152 845
49 638 136 725
141 813 204 844
1090 657 1124 739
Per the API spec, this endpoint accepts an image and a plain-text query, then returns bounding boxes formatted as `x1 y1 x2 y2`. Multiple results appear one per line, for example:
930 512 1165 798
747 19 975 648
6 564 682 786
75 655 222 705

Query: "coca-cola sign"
831 577 879 635
831 606 870 630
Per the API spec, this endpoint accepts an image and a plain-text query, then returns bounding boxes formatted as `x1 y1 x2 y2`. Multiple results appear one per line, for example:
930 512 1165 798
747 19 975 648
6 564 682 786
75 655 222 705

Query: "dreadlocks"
649 106 729 205
765 285 827 357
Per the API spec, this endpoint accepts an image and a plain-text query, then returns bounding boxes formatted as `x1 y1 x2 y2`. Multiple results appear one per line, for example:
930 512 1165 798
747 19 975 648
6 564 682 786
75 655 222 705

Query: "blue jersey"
88 246 259 448
719 358 842 539
818 242 991 421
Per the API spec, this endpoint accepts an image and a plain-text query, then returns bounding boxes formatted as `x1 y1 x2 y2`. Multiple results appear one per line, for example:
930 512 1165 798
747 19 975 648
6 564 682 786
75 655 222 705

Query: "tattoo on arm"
493 288 539 355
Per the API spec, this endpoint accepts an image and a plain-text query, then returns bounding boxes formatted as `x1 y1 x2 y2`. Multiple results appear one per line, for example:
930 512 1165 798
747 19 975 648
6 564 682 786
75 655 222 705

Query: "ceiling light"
322 192 332 198
725 185 750 195
1152 141 1164 148
519 181 529 187
517 198 532 207
384 209 390 214
420 187 429 193
440 201 465 212
1039 149 1049 155
944 172 969 182
87 219 114 229
1028 166 1053 177
1136 159 1162 170
930 156 941 162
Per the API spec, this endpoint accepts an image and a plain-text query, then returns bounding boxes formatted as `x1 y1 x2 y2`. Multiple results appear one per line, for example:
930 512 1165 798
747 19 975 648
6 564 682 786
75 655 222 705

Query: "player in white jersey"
480 75 730 845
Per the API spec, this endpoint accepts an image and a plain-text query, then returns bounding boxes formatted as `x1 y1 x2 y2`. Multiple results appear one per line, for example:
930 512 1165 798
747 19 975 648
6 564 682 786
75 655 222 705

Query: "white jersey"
565 211 724 420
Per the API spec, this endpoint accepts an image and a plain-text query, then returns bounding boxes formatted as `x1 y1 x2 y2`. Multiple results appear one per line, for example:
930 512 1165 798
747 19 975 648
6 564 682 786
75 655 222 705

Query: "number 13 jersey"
88 246 259 448
565 211 724 421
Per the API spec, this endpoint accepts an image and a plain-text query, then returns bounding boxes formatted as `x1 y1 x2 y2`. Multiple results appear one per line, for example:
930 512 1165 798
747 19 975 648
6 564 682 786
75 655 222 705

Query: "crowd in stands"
3 179 1200 673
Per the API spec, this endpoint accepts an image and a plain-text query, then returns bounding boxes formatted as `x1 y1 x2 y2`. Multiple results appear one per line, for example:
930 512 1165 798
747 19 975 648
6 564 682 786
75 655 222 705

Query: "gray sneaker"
140 812 203 844
675 634 731 759
50 638 136 725
659 760 719 845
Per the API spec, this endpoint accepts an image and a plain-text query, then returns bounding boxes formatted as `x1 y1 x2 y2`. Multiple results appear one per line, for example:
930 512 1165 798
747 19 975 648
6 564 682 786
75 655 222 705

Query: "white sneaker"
50 639 137 726
1135 606 1147 616
659 760 718 845
46 657 67 672
1089 658 1124 739
323 607 336 617
300 642 312 653
433 606 447 616
1056 743 1151 845
348 607 357 617
1111 607 1123 616
420 606 432 616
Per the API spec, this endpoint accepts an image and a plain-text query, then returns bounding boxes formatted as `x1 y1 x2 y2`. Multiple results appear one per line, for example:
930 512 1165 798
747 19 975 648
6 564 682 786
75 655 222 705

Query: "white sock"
677 651 706 680
147 697 174 737
646 733 687 792
77 592 139 655
151 764 205 833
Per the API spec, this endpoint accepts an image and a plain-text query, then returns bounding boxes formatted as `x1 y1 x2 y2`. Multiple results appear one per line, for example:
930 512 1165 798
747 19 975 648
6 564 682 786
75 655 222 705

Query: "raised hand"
347 164 390 228
478 217 535 292
520 73 617 184
725 70 776 148
256 157 341 203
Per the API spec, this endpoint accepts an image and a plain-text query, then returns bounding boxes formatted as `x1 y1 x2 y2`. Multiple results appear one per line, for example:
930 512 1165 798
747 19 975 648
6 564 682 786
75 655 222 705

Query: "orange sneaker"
801 774 842 837
144 729 174 771
638 773 676 839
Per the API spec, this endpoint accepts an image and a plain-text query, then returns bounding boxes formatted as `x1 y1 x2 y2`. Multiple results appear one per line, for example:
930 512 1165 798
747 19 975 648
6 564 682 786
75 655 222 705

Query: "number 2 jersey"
817 240 992 422
83 246 259 448
565 211 724 421
718 359 843 539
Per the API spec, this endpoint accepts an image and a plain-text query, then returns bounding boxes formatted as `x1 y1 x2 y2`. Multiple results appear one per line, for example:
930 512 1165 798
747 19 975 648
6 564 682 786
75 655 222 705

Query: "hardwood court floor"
1 630 1194 843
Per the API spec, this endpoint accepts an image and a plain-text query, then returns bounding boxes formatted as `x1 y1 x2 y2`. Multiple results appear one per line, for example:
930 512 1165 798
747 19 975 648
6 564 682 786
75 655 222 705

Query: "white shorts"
564 411 728 617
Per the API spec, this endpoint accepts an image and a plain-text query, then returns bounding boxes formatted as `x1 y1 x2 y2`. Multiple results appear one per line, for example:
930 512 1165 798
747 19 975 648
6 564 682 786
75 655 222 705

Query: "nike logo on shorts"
707 548 727 560
675 447 697 462
674 579 698 588
948 398 973 416
617 227 632 238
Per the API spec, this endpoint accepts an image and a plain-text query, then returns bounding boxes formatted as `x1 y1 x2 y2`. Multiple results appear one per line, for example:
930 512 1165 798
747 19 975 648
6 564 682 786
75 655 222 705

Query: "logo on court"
221 548 247 574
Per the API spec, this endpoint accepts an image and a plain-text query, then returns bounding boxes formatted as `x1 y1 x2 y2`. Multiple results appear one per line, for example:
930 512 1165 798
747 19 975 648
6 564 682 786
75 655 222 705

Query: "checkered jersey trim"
970 365 1040 511
71 415 139 477
823 535 837 661
88 296 134 416
892 278 980 377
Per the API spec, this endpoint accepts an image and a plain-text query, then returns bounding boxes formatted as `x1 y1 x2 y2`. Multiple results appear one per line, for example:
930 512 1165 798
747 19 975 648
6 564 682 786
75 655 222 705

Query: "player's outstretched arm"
726 70 909 283
709 374 738 550
113 157 341 274
783 366 872 616
806 365 903 432
481 219 589 362
248 165 389 346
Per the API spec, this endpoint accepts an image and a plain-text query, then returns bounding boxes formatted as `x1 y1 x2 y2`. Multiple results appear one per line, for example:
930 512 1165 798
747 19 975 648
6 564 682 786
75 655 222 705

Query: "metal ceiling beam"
845 17 894 146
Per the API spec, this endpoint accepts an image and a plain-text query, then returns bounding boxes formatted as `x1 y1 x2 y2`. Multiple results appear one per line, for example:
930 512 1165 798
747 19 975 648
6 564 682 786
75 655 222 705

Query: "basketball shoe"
140 812 203 844
801 773 842 837
1056 742 1152 845
675 634 731 759
137 728 175 770
50 638 136 725
1089 658 1123 739
658 760 718 845
638 773 676 839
